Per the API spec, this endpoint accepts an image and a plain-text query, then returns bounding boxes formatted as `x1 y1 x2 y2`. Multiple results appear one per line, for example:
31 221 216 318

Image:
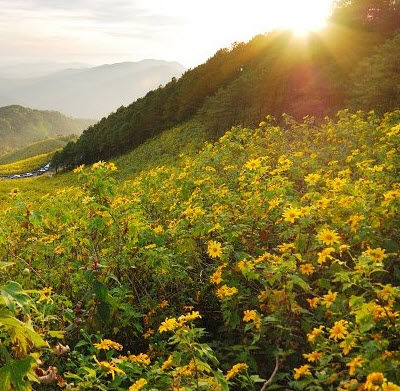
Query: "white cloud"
0 0 334 67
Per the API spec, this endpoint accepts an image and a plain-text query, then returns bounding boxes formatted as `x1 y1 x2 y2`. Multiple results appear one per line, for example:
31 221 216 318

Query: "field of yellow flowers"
0 110 399 390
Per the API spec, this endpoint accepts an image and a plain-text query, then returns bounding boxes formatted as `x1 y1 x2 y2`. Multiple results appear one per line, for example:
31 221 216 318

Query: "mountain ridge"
0 60 185 118
0 105 94 155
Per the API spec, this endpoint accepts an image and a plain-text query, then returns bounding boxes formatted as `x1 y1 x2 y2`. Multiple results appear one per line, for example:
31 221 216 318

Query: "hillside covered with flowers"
0 110 399 390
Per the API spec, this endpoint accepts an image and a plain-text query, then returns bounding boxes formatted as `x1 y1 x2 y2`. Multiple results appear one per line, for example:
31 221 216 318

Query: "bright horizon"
0 0 335 69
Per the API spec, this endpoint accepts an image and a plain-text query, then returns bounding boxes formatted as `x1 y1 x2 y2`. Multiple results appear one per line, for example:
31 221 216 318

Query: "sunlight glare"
266 0 334 36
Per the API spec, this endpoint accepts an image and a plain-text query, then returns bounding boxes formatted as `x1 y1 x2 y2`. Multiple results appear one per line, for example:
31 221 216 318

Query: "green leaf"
349 295 365 309
355 303 376 333
291 274 310 291
213 369 229 391
0 356 37 391
48 330 65 339
0 282 31 312
0 262 14 270
0 310 48 351
93 281 108 301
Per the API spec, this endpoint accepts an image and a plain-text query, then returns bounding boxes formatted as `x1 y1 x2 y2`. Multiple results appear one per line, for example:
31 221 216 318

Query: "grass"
0 120 207 202
0 152 52 175
113 120 207 179
0 137 73 165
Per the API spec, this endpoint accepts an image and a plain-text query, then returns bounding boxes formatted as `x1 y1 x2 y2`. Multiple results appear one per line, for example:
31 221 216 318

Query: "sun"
270 0 334 36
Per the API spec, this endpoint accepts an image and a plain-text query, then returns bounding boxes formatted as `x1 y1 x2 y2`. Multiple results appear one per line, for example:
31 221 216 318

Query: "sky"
0 0 335 68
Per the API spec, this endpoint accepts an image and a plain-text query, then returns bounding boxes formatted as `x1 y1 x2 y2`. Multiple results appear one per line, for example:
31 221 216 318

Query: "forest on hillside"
0 105 93 155
53 0 400 169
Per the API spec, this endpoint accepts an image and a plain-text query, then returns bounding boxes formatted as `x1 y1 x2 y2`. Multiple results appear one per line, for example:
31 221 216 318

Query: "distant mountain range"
0 62 90 79
0 105 94 155
0 60 185 118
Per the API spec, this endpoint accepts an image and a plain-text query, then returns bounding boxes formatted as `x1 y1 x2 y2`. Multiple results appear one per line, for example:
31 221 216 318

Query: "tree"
332 0 400 35
348 32 400 113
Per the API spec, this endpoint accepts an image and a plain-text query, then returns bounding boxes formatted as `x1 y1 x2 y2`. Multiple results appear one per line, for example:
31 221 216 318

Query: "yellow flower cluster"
225 363 248 380
158 311 202 333
216 285 238 299
94 339 123 351
129 378 147 391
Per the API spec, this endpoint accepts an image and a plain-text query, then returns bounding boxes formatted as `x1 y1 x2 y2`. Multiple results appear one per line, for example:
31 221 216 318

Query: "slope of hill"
0 152 51 175
0 136 74 165
54 25 400 169
0 110 399 390
0 105 93 155
0 60 185 118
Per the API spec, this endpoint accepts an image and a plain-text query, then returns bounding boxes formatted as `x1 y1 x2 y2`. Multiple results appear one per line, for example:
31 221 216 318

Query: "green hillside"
0 135 74 165
54 2 400 169
0 105 93 155
1 110 400 390
0 152 51 175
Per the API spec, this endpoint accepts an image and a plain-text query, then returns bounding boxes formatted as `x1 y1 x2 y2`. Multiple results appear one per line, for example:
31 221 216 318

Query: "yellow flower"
307 297 319 309
277 243 295 253
207 240 222 258
128 353 151 366
210 263 227 284
106 162 117 171
365 247 387 262
245 158 262 171
159 300 169 309
129 378 147 391
304 173 321 185
346 356 363 376
243 310 261 329
216 285 238 299
93 356 124 379
348 214 364 232
317 228 340 246
161 355 174 370
382 189 400 205
153 225 164 234
303 351 322 362
340 337 357 355
321 290 338 308
225 363 248 380
268 197 282 210
329 320 349 341
307 326 324 343
300 263 315 275
178 311 202 324
316 197 331 209
317 247 335 265
383 383 400 391
94 339 123 351
377 285 395 302
158 317 179 333
91 161 106 171
293 364 311 380
283 207 302 223
73 164 85 173
37 287 53 303
364 373 386 390
143 329 154 339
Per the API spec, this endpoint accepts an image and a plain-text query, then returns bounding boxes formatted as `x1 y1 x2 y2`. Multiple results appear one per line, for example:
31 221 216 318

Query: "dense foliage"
1 111 399 390
0 105 93 155
332 0 400 35
348 32 400 114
